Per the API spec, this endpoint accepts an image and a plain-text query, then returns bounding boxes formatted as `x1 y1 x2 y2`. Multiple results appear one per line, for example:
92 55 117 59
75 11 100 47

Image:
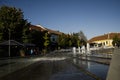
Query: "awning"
0 40 24 46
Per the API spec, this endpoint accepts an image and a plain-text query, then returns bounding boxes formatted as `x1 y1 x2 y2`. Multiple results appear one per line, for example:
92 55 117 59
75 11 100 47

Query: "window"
52 38 55 42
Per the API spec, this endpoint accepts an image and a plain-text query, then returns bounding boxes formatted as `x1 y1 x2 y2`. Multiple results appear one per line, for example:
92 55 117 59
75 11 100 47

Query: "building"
30 24 63 42
88 32 120 48
30 24 63 50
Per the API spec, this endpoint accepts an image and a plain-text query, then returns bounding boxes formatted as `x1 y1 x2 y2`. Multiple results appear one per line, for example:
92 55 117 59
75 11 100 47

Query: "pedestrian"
30 49 33 55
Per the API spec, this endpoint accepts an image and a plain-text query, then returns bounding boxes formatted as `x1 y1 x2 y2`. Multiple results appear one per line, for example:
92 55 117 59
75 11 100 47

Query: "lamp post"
8 28 11 57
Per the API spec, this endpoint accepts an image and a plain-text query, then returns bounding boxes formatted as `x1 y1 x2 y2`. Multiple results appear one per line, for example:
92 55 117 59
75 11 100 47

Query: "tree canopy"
112 35 120 47
57 31 87 49
0 6 30 42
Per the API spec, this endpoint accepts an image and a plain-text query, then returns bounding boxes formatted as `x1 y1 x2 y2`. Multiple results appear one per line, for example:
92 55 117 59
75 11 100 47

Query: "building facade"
88 32 120 48
30 24 63 42
30 24 63 50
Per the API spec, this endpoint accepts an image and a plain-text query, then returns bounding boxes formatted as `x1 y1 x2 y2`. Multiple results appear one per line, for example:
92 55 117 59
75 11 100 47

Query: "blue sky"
0 0 120 39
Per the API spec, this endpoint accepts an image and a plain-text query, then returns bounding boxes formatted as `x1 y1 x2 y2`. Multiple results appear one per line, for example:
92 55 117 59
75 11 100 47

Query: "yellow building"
88 33 120 48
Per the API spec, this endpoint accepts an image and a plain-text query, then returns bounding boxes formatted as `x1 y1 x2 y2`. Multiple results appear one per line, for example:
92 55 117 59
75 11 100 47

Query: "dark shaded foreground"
0 59 96 80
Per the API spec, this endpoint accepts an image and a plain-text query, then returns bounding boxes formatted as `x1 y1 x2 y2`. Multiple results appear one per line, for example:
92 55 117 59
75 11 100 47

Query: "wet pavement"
0 57 37 77
78 56 111 65
0 52 110 80
72 58 109 80
0 58 96 80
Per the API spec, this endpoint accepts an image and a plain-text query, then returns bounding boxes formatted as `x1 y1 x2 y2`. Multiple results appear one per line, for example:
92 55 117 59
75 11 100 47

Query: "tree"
0 6 30 42
57 32 82 48
75 31 87 46
43 32 50 48
68 39 72 47
29 29 50 53
71 33 80 47
112 35 120 47
58 33 67 48
29 30 44 50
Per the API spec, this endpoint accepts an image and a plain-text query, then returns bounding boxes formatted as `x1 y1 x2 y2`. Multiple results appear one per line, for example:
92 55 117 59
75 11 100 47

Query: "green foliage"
43 32 50 47
58 34 66 48
69 40 72 47
57 33 80 48
29 30 50 51
77 31 87 41
77 40 80 47
58 33 66 48
29 30 44 48
112 35 120 47
0 6 30 42
57 31 87 48
71 33 80 47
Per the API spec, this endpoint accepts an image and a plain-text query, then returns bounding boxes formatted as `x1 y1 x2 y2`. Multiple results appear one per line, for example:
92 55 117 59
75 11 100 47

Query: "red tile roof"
30 25 63 35
88 33 120 43
30 25 45 31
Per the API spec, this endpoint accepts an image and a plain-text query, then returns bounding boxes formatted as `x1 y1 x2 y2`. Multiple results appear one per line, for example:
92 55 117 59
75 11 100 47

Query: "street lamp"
8 28 11 57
